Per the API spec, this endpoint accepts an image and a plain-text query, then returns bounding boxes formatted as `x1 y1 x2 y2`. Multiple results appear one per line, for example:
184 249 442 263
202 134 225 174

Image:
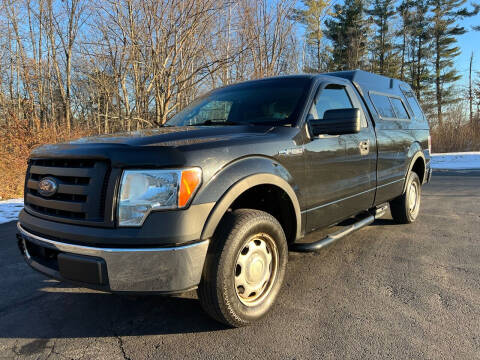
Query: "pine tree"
324 0 370 70
397 0 414 81
366 0 399 77
469 52 474 125
470 4 480 31
430 0 478 125
292 0 332 73
406 0 433 100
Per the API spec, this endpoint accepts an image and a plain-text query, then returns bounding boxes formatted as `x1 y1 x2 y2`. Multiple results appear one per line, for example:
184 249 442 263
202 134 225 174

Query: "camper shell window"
400 87 425 121
369 91 410 120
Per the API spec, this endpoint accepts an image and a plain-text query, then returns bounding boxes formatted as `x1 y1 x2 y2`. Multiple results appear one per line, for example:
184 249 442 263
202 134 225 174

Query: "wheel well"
411 157 426 183
228 184 297 244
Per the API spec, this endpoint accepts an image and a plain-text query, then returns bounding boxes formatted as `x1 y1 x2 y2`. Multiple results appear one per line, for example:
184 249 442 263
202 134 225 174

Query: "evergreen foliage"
324 0 370 70
431 0 478 124
292 0 333 72
296 0 480 123
366 0 399 77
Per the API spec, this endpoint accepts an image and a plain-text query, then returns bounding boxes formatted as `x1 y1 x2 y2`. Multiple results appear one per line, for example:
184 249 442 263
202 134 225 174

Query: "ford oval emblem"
38 177 58 197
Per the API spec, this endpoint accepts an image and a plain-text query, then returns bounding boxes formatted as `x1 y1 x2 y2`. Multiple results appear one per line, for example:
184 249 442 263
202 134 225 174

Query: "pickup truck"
17 70 431 327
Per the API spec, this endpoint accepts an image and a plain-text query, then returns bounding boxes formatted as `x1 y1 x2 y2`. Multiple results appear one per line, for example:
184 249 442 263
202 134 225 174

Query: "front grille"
24 159 110 225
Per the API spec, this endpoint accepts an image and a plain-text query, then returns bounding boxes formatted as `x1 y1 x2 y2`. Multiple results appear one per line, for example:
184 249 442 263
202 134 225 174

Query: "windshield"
166 78 312 127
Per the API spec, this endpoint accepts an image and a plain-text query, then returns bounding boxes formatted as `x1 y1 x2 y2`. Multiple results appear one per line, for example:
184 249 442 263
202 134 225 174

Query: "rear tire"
389 172 421 224
198 209 288 327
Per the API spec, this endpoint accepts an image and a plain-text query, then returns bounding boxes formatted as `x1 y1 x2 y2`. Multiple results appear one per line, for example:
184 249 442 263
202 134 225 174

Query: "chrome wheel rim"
234 233 279 307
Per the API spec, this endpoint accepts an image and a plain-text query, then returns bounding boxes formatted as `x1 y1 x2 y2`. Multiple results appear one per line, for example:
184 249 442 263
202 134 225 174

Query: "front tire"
198 209 288 327
390 171 422 224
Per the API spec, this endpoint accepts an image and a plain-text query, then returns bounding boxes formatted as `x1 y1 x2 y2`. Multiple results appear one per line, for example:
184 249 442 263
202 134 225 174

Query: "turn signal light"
178 168 202 207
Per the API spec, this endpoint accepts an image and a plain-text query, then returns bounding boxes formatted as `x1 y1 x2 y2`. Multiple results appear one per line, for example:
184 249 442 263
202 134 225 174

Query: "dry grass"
0 121 94 200
430 120 480 153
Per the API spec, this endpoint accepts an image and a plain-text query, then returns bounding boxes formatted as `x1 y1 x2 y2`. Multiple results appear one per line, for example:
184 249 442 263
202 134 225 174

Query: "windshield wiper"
248 120 292 127
195 120 246 126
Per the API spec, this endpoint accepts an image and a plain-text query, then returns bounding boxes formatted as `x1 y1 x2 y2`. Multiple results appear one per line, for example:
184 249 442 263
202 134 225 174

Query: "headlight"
118 168 202 227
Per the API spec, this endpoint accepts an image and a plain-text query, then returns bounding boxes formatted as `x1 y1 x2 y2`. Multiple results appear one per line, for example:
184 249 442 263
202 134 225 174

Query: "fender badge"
279 148 304 156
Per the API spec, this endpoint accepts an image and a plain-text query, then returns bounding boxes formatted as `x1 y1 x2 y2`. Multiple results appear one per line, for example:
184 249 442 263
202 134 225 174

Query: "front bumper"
17 223 209 293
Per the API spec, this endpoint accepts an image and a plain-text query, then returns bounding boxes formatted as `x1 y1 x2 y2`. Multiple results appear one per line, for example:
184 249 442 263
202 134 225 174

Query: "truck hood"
30 125 277 168
66 125 273 147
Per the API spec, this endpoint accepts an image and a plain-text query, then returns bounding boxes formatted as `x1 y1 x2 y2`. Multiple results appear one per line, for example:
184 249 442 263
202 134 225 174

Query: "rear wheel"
390 171 421 224
198 209 288 327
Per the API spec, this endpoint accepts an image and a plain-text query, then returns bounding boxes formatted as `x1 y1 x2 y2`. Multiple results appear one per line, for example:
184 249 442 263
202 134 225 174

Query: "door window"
310 84 353 120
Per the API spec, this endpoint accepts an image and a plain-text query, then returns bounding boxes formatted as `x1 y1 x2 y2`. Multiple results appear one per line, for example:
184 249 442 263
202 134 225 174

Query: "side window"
390 98 409 119
401 89 425 121
369 93 395 118
310 84 353 120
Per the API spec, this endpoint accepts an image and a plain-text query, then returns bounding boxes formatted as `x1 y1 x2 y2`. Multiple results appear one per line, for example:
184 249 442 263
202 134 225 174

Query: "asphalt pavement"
0 171 479 359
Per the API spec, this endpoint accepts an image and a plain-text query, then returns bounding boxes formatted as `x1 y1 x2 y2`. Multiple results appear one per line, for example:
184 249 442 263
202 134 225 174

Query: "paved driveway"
0 172 479 359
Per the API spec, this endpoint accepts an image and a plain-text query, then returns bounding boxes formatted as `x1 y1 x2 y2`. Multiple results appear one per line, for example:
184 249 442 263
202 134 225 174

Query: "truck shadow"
0 216 394 340
0 280 228 339
371 218 397 226
0 220 228 339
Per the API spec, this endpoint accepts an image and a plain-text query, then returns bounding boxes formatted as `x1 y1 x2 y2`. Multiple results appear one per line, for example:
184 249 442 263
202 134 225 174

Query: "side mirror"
310 108 361 136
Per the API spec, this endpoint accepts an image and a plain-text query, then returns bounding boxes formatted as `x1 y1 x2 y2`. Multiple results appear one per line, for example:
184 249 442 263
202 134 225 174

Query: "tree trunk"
469 52 473 125
66 53 71 133
104 100 109 134
435 33 442 126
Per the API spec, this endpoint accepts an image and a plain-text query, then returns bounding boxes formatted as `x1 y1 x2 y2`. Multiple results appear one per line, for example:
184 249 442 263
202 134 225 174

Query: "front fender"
195 156 302 241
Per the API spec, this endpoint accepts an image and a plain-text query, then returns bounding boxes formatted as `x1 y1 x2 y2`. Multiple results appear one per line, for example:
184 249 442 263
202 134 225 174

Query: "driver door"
304 81 376 232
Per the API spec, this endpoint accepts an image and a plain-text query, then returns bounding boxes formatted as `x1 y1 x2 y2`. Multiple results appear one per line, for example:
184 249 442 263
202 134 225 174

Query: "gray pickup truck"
17 70 431 327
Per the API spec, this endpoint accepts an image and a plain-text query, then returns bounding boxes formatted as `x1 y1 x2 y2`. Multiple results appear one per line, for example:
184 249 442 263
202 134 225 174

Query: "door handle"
359 140 369 155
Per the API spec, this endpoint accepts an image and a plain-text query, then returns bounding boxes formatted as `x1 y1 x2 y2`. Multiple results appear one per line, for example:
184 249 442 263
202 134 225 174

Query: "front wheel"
197 209 288 327
389 171 422 224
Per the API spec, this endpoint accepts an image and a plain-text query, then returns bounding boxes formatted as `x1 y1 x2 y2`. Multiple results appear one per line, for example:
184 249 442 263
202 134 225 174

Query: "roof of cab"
211 70 414 99
209 74 317 93
324 69 412 94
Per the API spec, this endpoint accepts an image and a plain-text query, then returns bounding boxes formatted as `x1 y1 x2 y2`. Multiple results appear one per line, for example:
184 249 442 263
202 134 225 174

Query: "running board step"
291 204 389 253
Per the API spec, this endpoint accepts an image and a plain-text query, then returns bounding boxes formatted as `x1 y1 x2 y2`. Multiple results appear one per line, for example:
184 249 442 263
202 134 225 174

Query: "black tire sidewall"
216 211 288 325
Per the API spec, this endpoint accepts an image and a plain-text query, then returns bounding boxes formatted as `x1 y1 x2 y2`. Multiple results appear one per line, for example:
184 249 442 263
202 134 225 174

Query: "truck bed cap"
324 69 409 95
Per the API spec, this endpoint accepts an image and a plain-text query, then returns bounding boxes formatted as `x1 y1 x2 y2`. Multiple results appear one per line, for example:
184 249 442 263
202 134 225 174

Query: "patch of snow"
431 152 480 170
0 198 23 224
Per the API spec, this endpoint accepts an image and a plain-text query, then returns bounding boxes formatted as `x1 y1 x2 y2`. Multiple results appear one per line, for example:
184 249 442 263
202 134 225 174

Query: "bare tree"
240 0 299 79
469 52 473 125
46 0 88 133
